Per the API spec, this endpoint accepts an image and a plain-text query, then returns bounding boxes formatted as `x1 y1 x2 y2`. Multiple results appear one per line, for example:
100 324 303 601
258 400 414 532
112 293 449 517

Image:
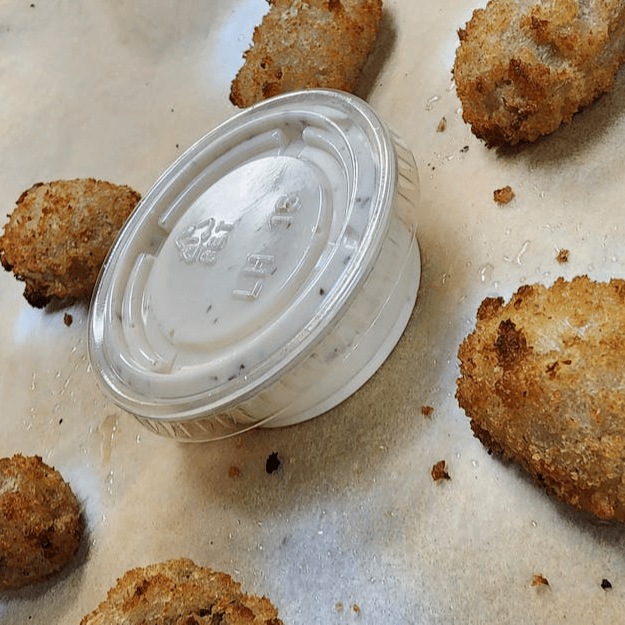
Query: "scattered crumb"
63 313 73 327
601 578 613 590
460 145 470 153
421 405 434 417
431 460 451 481
556 249 569 264
352 604 360 614
228 466 241 478
531 574 549 587
436 117 447 132
494 185 514 204
265 452 281 474
335 602 344 612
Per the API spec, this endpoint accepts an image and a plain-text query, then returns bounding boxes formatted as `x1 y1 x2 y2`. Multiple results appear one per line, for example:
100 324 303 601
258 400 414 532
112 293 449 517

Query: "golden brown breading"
0 454 82 590
457 276 625 521
453 0 625 147
80 558 283 625
230 0 383 108
0 178 140 308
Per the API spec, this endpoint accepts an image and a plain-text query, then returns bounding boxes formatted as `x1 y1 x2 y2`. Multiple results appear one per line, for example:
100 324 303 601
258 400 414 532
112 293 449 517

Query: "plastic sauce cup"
88 89 421 442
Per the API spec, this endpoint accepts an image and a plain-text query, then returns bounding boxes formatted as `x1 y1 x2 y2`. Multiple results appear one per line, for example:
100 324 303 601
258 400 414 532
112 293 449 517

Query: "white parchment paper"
2 1 625 623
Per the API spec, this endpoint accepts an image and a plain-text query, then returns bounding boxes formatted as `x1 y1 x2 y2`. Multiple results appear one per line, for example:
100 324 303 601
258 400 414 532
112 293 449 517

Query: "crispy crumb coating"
0 454 81 590
457 276 625 521
453 0 625 147
80 558 283 625
230 0 383 108
0 178 140 308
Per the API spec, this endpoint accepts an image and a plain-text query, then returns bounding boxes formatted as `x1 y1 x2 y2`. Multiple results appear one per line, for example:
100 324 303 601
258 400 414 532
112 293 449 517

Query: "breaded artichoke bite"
230 0 383 108
456 276 625 522
453 0 625 147
80 558 283 625
0 454 82 590
0 178 140 308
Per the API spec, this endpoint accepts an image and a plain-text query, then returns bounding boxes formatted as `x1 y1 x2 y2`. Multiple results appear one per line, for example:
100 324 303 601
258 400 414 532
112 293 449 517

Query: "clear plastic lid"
88 89 420 441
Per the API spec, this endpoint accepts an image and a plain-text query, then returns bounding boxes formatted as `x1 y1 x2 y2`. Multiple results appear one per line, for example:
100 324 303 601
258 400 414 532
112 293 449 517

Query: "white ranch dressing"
89 90 420 441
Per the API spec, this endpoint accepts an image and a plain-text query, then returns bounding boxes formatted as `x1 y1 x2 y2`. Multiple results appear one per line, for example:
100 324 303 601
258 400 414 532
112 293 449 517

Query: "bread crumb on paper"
421 405 434 417
531 574 549 587
493 185 514 204
556 248 569 264
431 460 451 481
265 451 281 474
